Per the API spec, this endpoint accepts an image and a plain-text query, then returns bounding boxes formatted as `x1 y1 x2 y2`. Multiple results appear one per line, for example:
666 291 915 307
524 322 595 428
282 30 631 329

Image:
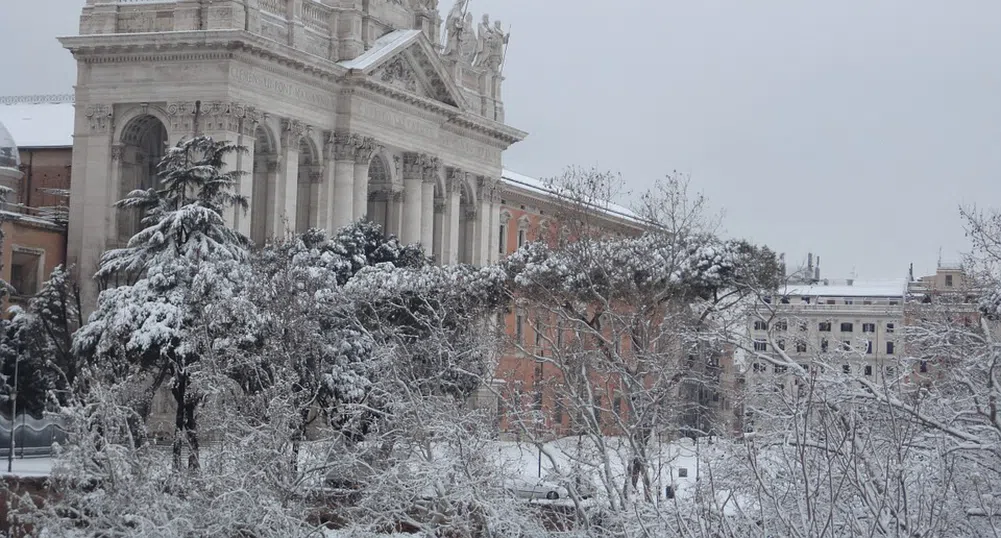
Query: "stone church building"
61 0 528 309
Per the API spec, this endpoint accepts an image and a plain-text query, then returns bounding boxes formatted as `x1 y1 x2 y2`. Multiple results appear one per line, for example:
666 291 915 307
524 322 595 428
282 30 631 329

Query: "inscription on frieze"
230 67 334 109
356 101 437 140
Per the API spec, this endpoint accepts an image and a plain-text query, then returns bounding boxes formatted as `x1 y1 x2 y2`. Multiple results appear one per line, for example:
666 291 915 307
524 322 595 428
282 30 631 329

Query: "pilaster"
441 168 463 266
420 156 440 252
278 119 305 236
331 132 358 230
401 152 425 246
353 137 377 222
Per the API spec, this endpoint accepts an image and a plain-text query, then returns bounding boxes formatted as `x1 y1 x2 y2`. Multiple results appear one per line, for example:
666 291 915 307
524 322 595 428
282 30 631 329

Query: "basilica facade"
61 0 527 309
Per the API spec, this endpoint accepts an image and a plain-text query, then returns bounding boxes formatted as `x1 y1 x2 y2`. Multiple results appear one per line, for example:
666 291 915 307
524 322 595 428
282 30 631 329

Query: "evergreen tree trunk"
185 399 200 470
171 377 186 471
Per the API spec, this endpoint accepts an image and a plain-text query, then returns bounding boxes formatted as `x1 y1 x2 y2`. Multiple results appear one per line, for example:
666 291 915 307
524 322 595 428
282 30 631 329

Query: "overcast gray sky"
1 0 999 280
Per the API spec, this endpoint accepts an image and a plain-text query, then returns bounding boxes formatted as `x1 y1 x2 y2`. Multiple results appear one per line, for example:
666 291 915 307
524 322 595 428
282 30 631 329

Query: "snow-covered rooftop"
0 95 75 148
782 279 908 298
501 169 643 225
338 29 422 71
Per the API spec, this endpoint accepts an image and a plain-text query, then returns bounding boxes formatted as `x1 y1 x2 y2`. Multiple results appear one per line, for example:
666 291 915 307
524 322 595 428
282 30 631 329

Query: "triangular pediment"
339 30 466 110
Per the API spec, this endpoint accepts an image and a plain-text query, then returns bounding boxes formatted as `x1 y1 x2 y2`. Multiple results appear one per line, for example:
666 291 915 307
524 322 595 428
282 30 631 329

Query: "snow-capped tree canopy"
501 232 779 304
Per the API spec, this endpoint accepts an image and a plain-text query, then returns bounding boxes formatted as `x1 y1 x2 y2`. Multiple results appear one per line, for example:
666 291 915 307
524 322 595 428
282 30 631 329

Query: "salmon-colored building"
0 96 72 312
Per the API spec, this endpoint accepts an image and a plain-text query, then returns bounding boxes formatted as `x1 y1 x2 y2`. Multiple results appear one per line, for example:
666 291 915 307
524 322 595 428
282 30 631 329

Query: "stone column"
263 156 282 238
401 153 424 246
472 176 498 266
331 132 357 230
489 197 502 263
353 138 376 222
387 190 405 238
317 132 336 232
432 201 445 264
105 144 124 245
441 168 464 265
277 120 304 236
419 156 440 252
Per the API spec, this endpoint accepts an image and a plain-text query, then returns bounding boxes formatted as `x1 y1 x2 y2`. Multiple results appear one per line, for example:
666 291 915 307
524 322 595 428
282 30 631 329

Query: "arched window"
117 114 168 243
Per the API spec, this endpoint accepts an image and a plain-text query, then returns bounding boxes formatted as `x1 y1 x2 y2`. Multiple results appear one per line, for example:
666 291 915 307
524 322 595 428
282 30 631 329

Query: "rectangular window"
886 323 895 334
819 322 832 332
889 300 899 306
517 229 526 248
920 360 928 373
842 340 852 351
534 319 543 355
9 250 41 297
795 341 807 353
498 224 507 254
945 274 954 287
753 341 767 352
753 363 764 373
613 396 622 414
842 364 850 374
841 322 854 332
556 321 563 348
777 339 786 351
886 366 895 377
844 299 854 305
862 323 875 333
863 300 872 305
775 320 788 331
515 314 524 344
864 365 873 376
826 299 836 305
780 297 790 304
775 365 787 374
821 339 829 352
866 341 873 354
803 297 811 304
553 401 564 426
799 322 809 332
886 341 895 355
754 321 768 331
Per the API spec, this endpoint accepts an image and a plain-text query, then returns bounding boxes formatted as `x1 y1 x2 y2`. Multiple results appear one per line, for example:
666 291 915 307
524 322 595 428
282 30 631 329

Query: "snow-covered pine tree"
73 136 252 470
0 265 82 416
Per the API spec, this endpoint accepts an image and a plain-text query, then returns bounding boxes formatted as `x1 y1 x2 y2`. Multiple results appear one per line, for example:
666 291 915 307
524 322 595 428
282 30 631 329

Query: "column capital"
422 155 442 184
446 167 466 195
354 136 377 165
281 119 308 148
110 144 125 162
327 131 364 162
85 104 115 133
434 200 447 214
477 175 501 204
402 152 424 179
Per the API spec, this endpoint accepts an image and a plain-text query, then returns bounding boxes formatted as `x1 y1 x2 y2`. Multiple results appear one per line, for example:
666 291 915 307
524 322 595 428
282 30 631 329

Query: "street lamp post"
7 354 18 473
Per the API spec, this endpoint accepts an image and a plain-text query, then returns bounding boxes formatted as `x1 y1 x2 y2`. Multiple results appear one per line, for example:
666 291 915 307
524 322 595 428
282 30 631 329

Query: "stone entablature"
75 0 508 122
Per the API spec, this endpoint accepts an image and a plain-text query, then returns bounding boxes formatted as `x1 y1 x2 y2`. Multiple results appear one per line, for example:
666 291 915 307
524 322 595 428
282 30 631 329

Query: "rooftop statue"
474 14 508 74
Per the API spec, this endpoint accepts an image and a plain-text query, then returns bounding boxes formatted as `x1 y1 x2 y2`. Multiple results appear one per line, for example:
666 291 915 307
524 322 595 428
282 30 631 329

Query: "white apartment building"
744 262 971 407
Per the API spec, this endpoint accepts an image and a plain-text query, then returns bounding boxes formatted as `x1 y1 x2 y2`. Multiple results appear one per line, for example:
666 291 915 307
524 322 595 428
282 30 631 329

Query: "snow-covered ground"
0 456 53 477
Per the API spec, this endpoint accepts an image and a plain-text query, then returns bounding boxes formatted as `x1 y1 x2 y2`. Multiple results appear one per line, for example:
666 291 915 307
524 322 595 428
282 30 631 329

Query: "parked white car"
504 477 569 501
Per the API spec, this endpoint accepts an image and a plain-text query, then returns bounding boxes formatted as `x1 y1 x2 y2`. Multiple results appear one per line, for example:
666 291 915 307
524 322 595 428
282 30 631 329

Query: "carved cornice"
59 30 346 84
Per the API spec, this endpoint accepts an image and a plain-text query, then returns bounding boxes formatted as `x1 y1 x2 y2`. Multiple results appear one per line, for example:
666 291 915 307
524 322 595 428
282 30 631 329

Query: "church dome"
0 120 18 170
